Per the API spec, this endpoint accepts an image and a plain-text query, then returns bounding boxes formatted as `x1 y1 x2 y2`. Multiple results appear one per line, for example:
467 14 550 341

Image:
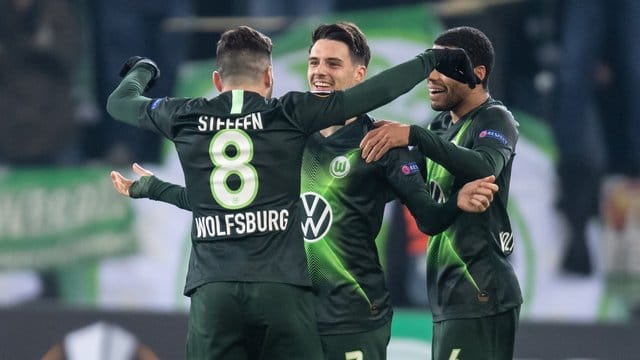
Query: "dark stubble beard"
430 91 464 112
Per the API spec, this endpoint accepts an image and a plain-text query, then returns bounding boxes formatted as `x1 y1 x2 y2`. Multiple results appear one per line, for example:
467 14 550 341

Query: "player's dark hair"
310 22 371 67
434 26 494 89
216 26 273 82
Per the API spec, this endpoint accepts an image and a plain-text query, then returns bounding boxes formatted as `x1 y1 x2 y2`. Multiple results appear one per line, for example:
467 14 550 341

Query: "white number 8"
209 129 258 209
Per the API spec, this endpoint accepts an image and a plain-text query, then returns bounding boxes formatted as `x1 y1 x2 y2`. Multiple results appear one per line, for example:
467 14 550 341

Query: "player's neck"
319 117 358 137
221 84 270 98
450 91 490 123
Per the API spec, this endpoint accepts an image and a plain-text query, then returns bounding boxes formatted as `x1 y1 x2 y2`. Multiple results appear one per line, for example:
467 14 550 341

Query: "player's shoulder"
479 99 510 117
383 147 423 179
476 100 518 127
278 90 338 103
273 90 309 112
148 96 202 114
359 114 376 131
382 143 414 162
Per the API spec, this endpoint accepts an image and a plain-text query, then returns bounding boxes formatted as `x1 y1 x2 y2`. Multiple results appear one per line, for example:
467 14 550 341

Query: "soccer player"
360 26 523 360
299 23 497 360
106 26 478 359
111 23 498 360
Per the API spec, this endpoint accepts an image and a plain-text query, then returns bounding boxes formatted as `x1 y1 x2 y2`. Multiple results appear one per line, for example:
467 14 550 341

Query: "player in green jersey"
360 26 523 360
106 25 480 359
111 23 498 360
300 23 496 360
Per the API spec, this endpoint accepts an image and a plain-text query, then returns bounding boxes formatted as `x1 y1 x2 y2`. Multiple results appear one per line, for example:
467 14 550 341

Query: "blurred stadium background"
2 0 640 359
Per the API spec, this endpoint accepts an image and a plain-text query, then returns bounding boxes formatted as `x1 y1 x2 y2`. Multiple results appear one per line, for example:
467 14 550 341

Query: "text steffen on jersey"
197 113 263 131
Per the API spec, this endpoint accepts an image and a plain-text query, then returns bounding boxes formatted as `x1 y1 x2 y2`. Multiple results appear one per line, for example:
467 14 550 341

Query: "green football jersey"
301 115 460 335
137 90 384 294
106 56 440 296
409 99 523 322
134 114 461 332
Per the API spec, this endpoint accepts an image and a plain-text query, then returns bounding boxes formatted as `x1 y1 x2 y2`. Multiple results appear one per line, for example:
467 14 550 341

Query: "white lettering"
196 113 264 132
279 209 288 229
224 214 235 235
253 112 263 129
268 210 278 231
246 212 256 233
235 213 245 234
257 211 267 232
214 216 225 236
195 217 207 238
193 209 289 240
206 216 216 237
198 116 207 131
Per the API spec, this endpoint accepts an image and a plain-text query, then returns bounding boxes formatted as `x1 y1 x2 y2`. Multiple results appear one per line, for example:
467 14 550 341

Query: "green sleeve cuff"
129 176 191 211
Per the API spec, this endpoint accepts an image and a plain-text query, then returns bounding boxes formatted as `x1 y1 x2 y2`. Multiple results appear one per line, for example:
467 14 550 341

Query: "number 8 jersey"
107 55 438 295
140 90 371 294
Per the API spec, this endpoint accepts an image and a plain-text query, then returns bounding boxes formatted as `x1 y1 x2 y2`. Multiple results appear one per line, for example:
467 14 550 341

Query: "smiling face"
429 27 493 120
426 45 473 113
307 39 366 92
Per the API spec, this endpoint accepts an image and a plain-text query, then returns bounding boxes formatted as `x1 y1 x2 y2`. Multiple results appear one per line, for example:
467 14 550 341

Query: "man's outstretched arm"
111 163 191 211
106 58 160 128
339 48 477 118
294 48 478 134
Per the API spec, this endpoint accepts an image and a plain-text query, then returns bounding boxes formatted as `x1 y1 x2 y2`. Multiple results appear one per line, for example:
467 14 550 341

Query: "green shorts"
431 306 520 360
187 281 323 360
320 320 391 360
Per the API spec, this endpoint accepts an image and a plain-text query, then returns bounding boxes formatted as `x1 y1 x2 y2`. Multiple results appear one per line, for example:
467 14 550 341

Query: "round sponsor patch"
400 161 420 175
478 129 508 145
329 156 350 178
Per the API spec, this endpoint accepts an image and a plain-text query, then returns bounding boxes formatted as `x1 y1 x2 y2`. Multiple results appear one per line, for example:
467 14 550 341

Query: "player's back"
156 90 316 294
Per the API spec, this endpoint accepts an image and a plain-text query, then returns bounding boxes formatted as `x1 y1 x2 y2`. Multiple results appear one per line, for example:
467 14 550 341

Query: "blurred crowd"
0 0 421 168
0 0 191 167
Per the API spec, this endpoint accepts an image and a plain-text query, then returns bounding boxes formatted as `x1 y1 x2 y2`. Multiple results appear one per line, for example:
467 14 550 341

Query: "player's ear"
474 65 486 86
263 66 273 89
213 71 223 92
354 64 366 83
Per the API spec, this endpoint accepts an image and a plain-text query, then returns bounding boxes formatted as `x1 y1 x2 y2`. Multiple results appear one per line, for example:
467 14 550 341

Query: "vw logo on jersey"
428 180 446 204
329 156 350 178
300 192 333 242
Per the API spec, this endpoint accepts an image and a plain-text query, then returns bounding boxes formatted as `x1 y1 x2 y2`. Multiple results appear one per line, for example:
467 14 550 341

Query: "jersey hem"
317 312 393 336
431 302 522 322
184 278 312 296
